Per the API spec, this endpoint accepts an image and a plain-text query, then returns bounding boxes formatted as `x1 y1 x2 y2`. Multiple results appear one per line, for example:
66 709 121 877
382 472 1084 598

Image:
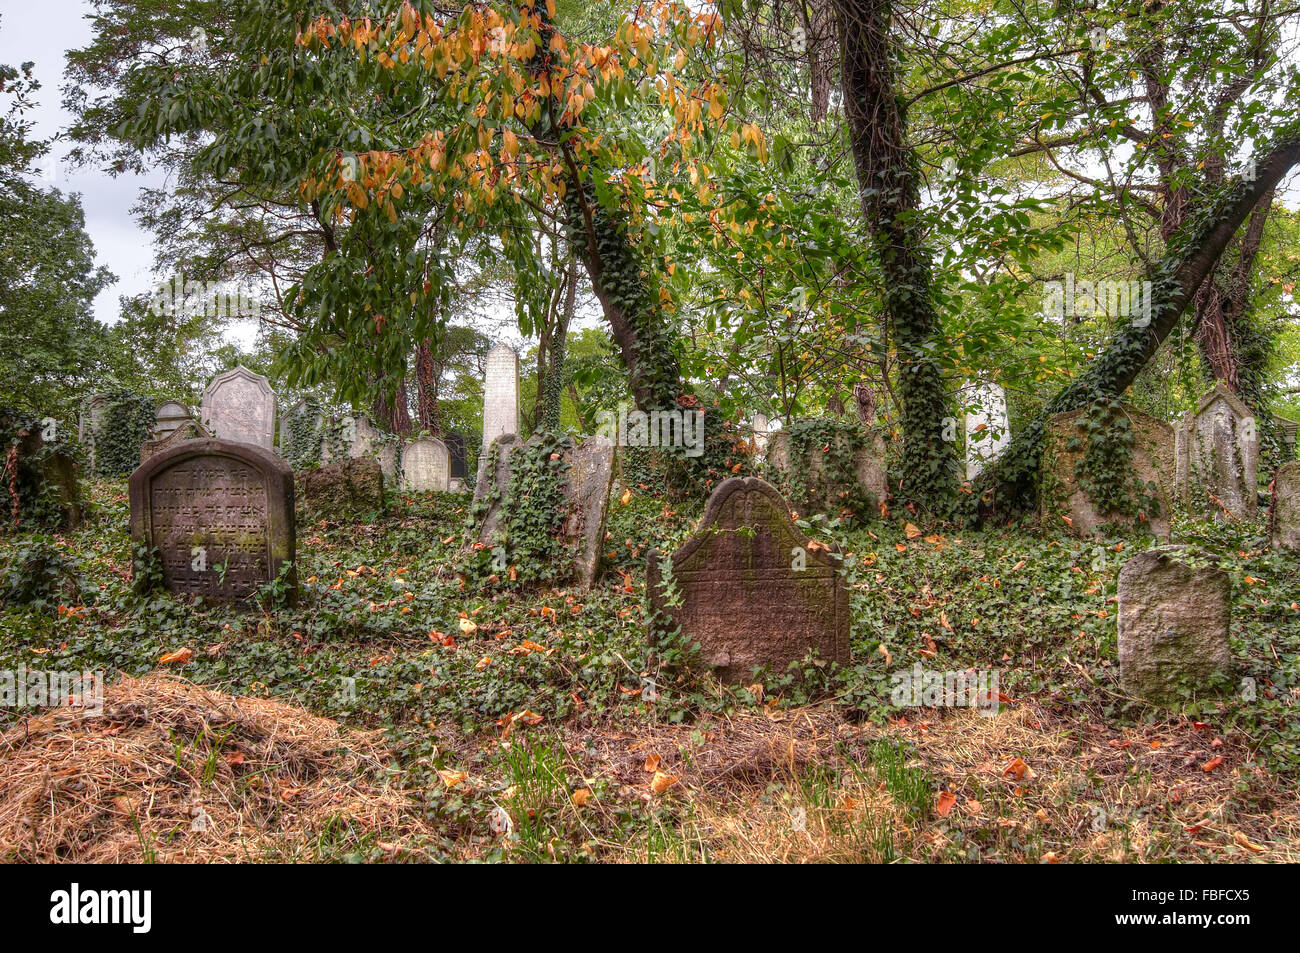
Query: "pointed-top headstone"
1176 383 1258 520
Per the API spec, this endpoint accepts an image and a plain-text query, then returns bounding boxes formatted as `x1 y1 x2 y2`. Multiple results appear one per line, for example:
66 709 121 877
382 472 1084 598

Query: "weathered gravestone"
296 456 385 519
470 433 616 590
280 399 325 465
1270 461 1300 549
153 401 194 440
647 477 849 682
1 410 82 530
200 366 276 450
400 437 450 493
964 382 1011 481
765 421 887 517
1042 403 1175 538
1117 547 1231 702
479 344 519 479
129 438 296 604
750 413 770 456
1176 384 1258 520
1274 415 1298 461
140 417 210 465
321 415 397 481
78 394 110 470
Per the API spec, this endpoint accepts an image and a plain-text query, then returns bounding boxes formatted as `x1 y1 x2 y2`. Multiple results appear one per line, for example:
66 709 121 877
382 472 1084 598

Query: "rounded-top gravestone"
400 437 451 492
129 438 295 605
201 366 276 449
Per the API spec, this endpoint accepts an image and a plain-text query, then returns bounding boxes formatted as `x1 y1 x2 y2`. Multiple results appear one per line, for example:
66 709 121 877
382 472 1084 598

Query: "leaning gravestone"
1270 461 1300 549
1042 403 1175 538
647 477 849 682
200 366 276 450
139 417 210 465
964 382 1011 481
479 344 519 479
766 421 886 517
1117 547 1231 702
129 438 296 604
400 437 450 493
471 433 518 545
152 401 193 440
1176 384 1258 520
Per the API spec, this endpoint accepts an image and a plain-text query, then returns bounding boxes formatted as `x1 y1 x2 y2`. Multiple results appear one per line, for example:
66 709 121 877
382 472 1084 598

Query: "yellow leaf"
437 769 467 788
905 522 921 539
650 770 680 794
571 787 593 806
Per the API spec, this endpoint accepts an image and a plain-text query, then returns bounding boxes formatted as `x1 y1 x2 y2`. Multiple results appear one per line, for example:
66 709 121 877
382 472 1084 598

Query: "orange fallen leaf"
437 769 467 788
158 648 193 665
935 790 957 816
571 788 593 806
1202 755 1224 772
1233 831 1266 852
905 522 922 539
650 770 680 794
643 753 661 773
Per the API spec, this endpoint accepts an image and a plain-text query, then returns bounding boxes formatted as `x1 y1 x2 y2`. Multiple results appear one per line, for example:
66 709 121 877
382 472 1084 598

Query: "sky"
0 1 166 328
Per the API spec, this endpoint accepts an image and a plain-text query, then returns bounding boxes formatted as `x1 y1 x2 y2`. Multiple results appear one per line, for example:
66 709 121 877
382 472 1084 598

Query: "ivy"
91 391 154 479
765 417 882 523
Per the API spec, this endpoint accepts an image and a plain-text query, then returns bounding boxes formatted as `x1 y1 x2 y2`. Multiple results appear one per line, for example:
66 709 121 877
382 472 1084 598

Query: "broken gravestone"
469 433 616 590
295 456 385 519
321 415 397 482
129 438 296 604
1176 384 1258 520
1270 461 1300 549
765 420 886 518
1042 403 1175 538
139 417 210 465
647 477 849 682
1117 546 1231 703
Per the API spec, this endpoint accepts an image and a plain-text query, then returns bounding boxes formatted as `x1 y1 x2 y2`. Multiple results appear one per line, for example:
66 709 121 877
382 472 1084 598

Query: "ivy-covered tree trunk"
414 339 443 436
536 253 577 433
833 0 960 515
983 125 1300 517
371 377 411 436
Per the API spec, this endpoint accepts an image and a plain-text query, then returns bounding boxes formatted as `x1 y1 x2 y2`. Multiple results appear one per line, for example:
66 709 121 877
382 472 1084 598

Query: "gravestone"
750 413 770 456
1176 384 1258 520
765 422 886 516
446 433 468 491
321 415 397 481
129 438 296 604
1273 415 1298 461
479 344 519 479
964 382 1010 481
1042 404 1175 538
1270 461 1300 549
296 456 385 519
564 435 617 590
647 477 849 682
400 437 450 493
139 418 209 465
153 401 193 440
2 410 82 530
280 399 325 464
78 394 109 470
200 366 276 450
469 433 616 590
1117 547 1231 702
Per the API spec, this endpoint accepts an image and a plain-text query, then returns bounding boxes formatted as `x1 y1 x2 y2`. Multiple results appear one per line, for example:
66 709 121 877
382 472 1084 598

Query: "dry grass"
0 674 434 863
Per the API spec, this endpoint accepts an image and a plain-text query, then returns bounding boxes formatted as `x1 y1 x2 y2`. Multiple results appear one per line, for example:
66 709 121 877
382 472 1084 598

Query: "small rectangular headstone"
1271 461 1300 549
1118 546 1231 702
1176 384 1258 520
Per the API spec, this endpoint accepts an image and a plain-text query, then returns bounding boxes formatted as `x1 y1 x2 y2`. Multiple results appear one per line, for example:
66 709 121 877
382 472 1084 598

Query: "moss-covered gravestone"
1271 461 1300 549
765 419 886 519
130 439 295 605
139 418 209 464
1175 384 1258 520
647 477 849 682
296 456 386 519
1041 403 1175 538
1117 547 1231 702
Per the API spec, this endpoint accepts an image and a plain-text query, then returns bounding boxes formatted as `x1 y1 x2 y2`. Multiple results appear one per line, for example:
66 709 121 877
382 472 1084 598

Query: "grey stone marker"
400 437 451 493
153 401 193 440
470 433 518 545
1117 546 1231 702
564 434 617 590
1176 384 1258 520
129 438 296 605
200 366 276 450
479 344 519 479
1042 403 1175 538
765 423 887 515
647 477 849 682
1271 461 1300 549
79 394 110 470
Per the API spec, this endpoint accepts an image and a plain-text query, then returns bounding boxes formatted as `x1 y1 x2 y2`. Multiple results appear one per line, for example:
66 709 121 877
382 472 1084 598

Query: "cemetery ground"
2 481 1299 864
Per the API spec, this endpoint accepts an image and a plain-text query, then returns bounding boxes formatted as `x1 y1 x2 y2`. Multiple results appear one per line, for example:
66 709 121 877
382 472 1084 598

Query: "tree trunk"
414 339 442 435
833 0 960 513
